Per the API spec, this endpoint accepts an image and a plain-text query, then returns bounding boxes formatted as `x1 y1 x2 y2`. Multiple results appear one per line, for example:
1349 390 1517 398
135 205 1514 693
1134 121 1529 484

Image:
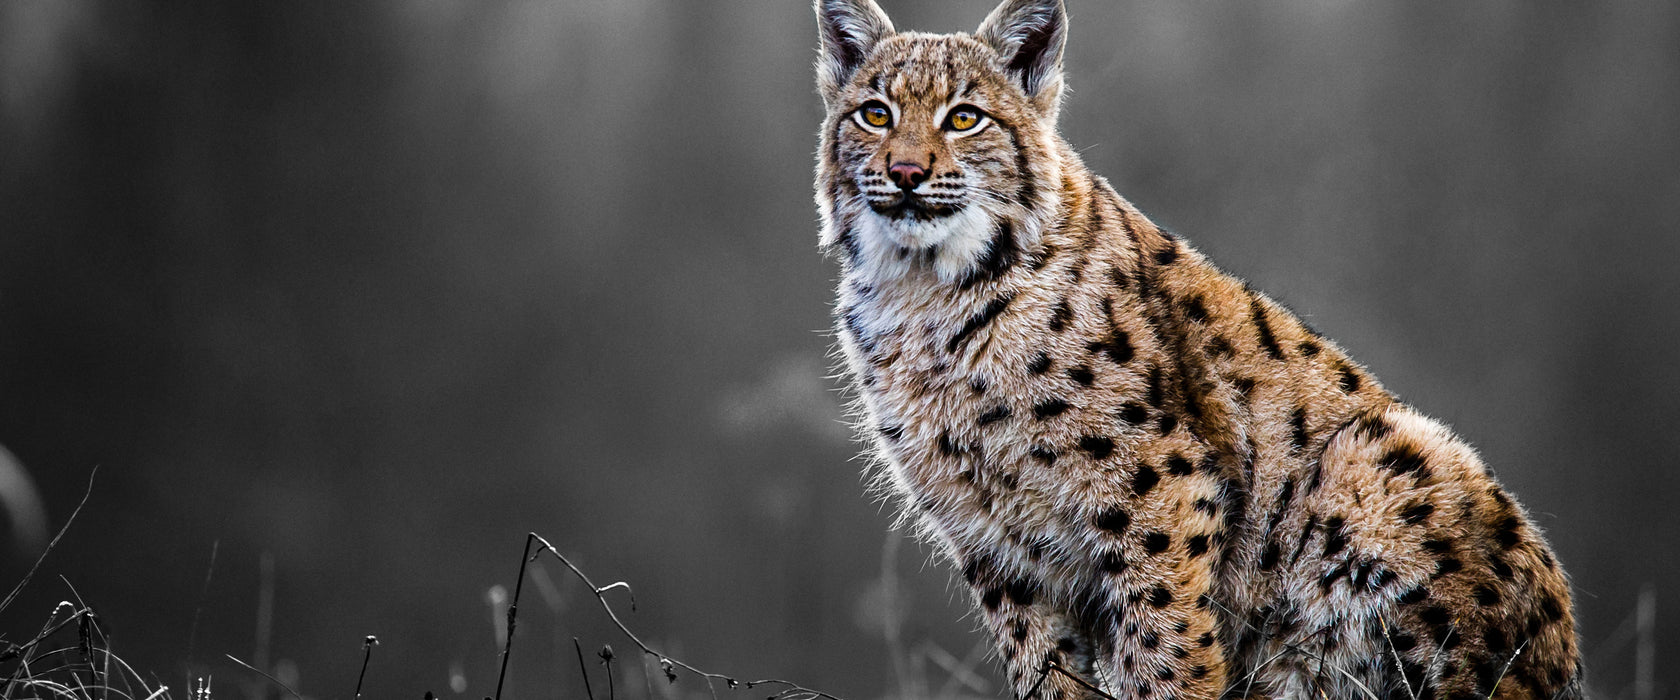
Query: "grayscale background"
1 1 1675 698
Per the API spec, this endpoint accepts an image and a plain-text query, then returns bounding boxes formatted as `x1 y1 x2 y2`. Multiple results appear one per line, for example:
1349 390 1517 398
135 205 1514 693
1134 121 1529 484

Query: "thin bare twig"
524 532 844 700
354 635 377 699
494 535 536 700
0 467 97 614
574 638 596 700
224 654 304 700
1046 662 1121 700
1380 618 1419 700
1022 664 1053 700
1487 640 1528 699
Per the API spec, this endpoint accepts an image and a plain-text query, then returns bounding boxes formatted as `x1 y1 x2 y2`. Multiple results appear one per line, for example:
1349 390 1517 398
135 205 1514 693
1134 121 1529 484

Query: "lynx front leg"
963 555 1105 700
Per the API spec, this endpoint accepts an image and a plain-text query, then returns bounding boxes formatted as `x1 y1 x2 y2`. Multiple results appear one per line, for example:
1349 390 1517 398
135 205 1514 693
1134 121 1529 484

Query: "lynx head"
814 0 1070 285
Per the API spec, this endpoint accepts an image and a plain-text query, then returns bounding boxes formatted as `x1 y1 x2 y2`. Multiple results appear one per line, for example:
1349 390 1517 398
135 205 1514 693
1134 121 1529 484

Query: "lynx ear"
975 0 1066 114
814 0 895 106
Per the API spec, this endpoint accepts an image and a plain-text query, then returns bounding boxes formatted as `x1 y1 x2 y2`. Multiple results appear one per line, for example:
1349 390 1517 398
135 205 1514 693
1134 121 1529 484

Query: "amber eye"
946 107 983 132
857 101 892 128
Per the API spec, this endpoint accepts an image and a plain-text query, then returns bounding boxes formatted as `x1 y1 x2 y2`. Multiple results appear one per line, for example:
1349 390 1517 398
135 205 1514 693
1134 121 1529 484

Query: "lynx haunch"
812 1 1583 699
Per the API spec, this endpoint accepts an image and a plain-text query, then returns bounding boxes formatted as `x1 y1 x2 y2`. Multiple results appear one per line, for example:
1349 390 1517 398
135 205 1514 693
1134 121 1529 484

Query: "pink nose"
888 162 929 190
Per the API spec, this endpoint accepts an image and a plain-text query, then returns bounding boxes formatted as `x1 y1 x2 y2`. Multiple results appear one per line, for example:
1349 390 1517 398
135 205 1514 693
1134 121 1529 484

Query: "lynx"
811 1 1583 699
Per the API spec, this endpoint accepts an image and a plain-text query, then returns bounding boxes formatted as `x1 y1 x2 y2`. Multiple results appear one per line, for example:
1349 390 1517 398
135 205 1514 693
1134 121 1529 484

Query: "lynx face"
815 0 1068 283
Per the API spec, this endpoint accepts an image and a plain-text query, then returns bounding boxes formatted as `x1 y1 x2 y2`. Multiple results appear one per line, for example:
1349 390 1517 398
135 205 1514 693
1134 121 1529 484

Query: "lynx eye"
856 100 893 129
945 107 984 132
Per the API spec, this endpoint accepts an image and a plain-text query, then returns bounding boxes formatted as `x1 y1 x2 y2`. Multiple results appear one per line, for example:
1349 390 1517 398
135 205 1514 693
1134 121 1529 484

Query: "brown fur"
812 2 1582 698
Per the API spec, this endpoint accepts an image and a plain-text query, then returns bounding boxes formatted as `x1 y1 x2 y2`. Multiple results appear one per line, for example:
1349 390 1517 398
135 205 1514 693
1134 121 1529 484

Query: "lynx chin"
811 1 1583 699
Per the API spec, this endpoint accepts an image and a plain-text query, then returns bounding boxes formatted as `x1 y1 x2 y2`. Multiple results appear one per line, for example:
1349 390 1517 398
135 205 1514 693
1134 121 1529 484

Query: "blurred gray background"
1 1 1675 698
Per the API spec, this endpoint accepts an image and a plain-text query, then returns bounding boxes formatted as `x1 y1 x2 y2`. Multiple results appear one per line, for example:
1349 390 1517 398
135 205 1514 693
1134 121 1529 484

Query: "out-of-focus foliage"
0 1 1674 698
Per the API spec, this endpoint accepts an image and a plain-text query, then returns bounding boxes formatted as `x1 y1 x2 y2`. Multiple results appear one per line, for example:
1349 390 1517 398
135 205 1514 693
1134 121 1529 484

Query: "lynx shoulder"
811 1 1582 699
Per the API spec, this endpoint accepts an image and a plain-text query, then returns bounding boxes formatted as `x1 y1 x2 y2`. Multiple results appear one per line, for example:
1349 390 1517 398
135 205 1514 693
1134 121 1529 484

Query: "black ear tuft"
815 0 895 106
975 0 1066 108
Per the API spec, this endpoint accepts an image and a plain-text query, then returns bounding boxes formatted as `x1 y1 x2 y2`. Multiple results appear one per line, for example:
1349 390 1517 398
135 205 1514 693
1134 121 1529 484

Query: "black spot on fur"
1494 515 1523 549
1193 497 1218 515
969 376 989 393
1299 341 1321 357
1006 577 1040 607
1205 336 1234 358
1418 605 1451 626
1028 351 1052 375
1118 402 1148 425
1140 631 1161 649
1289 515 1319 565
1143 532 1170 554
1353 412 1392 441
1373 568 1400 590
1093 330 1134 364
1400 502 1435 525
1147 586 1173 608
1081 436 1115 460
947 292 1016 353
1422 539 1452 554
1146 367 1166 407
1398 586 1429 605
1067 365 1095 386
1198 453 1220 474
1156 414 1178 436
1290 408 1309 450
1166 455 1194 476
1489 555 1515 581
1030 445 1058 464
977 404 1012 426
1249 296 1286 360
1132 465 1159 496
1099 551 1127 573
1196 633 1214 647
1320 562 1350 592
938 431 960 456
1049 298 1073 332
957 221 1020 290
1473 585 1501 606
1258 543 1281 570
1183 295 1209 323
1351 558 1376 590
1266 478 1296 534
1108 265 1130 290
981 587 1004 610
1380 445 1429 477
1096 507 1131 534
1434 557 1463 578
1187 535 1210 558
878 424 904 441
833 226 862 267
1033 399 1070 419
840 307 875 355
1338 364 1361 392
1153 243 1179 266
1540 595 1565 622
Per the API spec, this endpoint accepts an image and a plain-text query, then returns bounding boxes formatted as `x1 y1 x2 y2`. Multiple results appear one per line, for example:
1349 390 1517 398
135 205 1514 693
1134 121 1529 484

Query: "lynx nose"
888 162 929 191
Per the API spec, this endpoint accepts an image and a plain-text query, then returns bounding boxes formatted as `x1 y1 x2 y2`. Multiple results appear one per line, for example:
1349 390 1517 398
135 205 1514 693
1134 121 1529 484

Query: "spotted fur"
813 2 1582 698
